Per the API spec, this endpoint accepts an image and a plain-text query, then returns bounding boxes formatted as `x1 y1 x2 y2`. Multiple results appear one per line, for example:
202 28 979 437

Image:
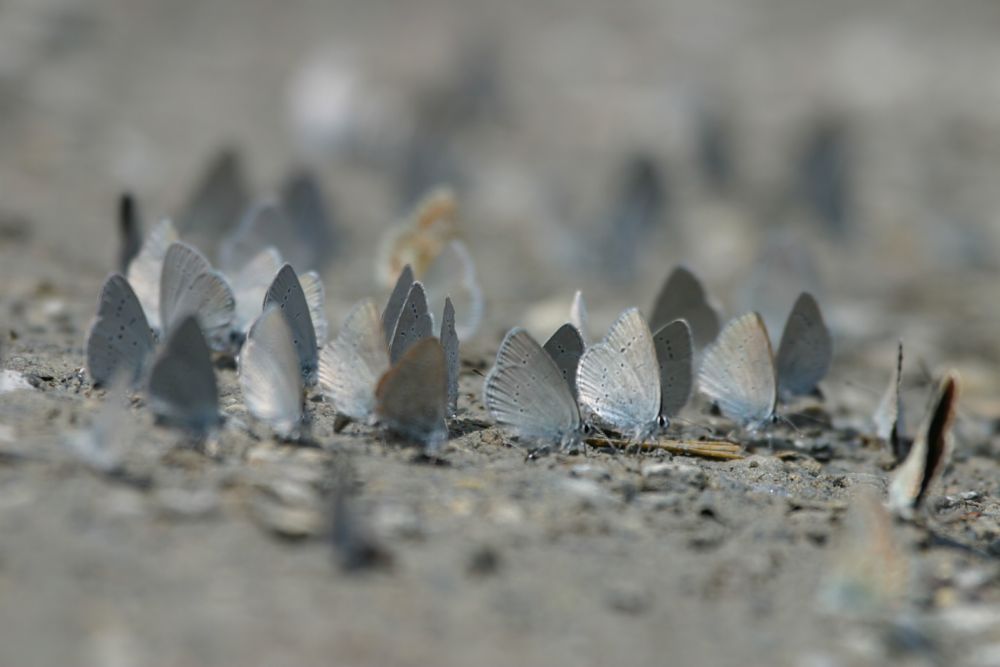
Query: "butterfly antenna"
776 413 804 437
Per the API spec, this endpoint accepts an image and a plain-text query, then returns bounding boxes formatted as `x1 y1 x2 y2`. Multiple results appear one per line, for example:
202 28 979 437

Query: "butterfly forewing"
484 328 580 445
299 270 329 345
543 323 585 399
148 315 220 434
319 299 390 421
775 292 833 397
86 274 156 387
159 242 235 348
230 246 284 334
175 149 249 257
653 319 694 419
421 240 484 340
282 170 338 272
118 193 143 273
264 264 319 385
649 266 720 348
388 282 434 364
873 341 906 459
576 308 660 437
888 373 959 517
126 218 178 332
382 265 414 346
440 297 460 417
375 337 449 451
239 305 303 437
698 312 777 427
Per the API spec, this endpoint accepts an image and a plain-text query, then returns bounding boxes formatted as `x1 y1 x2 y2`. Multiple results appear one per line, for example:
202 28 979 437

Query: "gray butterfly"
382 265 415 346
175 148 249 259
127 219 178 332
229 246 284 335
239 304 304 438
147 315 221 435
576 308 662 441
387 282 434 364
440 297 460 417
775 291 833 398
218 201 293 276
227 247 327 346
281 170 339 272
86 273 156 387
319 300 390 422
159 241 236 350
873 341 906 461
484 328 582 450
653 319 694 421
543 323 584 399
888 372 959 519
66 372 134 474
649 266 720 349
422 240 484 340
118 193 143 273
375 337 449 451
699 293 832 429
698 312 778 430
263 264 319 385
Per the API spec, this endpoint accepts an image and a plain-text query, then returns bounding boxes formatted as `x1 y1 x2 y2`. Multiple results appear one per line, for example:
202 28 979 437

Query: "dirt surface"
4 1 1000 666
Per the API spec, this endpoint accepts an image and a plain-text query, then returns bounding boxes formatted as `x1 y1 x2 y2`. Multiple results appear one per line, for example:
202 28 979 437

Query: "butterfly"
484 328 583 451
85 273 156 388
147 315 221 437
698 293 832 430
649 266 720 349
576 308 693 441
239 304 304 438
319 299 450 451
888 372 959 519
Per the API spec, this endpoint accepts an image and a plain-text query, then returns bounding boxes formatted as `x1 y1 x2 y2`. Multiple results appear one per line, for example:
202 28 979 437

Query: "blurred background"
4 0 1000 392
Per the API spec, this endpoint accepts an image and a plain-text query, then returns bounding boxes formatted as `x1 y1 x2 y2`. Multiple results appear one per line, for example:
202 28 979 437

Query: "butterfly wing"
873 341 906 459
698 312 776 427
382 265 414 346
86 274 156 387
298 270 328 345
775 292 833 397
318 299 390 421
484 328 580 445
440 297 460 417
159 242 235 349
888 373 959 518
421 240 484 340
281 170 338 272
542 323 584 399
147 315 220 434
264 264 319 385
653 319 694 420
576 308 660 436
375 337 449 451
230 246 284 335
218 201 293 275
239 305 303 437
118 193 143 273
649 266 720 349
126 218 178 332
175 149 249 259
388 282 434 364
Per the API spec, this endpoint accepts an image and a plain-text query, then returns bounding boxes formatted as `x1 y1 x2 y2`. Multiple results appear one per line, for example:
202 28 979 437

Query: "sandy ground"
4 0 1000 665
